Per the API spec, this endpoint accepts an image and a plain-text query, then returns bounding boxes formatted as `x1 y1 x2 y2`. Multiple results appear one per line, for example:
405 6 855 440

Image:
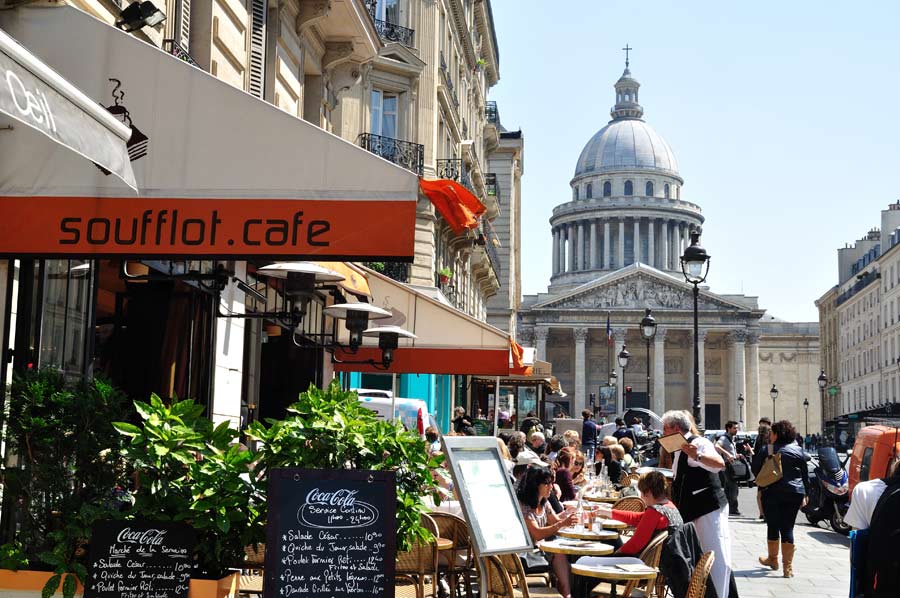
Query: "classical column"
682 224 690 256
567 223 575 272
578 221 586 270
653 327 667 415
557 228 565 273
574 327 589 410
660 220 669 271
729 331 747 425
648 219 655 268
746 329 761 427
551 228 559 276
618 219 625 269
590 220 598 269
633 218 641 264
670 222 679 270
603 220 611 269
613 327 627 413
534 326 549 362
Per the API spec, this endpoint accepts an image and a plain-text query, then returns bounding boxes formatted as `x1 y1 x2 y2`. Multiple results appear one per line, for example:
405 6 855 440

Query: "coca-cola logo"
115 527 167 546
297 487 379 529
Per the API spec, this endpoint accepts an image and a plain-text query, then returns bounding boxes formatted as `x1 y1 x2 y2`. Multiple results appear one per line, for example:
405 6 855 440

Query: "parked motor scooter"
802 446 851 535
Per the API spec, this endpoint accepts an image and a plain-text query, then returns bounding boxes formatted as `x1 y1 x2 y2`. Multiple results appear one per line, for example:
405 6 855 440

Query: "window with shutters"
248 0 267 99
371 89 399 139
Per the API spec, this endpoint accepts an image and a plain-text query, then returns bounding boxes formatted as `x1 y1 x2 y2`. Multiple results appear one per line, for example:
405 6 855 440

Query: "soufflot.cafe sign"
0 197 414 259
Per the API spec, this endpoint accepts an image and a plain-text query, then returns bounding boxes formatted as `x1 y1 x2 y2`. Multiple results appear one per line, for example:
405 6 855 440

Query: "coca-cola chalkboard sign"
84 520 196 598
264 468 396 598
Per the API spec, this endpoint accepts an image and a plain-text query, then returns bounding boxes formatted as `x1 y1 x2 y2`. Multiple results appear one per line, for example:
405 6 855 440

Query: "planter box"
0 569 239 598
0 569 84 597
189 572 240 598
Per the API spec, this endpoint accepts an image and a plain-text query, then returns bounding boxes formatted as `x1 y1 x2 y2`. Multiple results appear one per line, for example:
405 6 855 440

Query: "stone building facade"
519 63 821 432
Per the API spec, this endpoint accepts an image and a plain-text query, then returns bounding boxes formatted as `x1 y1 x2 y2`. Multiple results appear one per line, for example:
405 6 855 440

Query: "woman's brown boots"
758 540 779 570
781 542 795 577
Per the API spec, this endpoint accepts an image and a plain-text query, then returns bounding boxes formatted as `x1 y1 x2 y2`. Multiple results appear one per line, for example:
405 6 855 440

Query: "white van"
352 389 434 437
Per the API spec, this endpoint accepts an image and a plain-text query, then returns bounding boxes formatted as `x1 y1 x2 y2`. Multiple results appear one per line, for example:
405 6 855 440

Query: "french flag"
606 312 612 345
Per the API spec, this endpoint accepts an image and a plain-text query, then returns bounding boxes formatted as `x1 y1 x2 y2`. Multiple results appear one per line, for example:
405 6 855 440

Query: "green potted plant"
0 369 130 598
113 394 264 598
438 267 453 286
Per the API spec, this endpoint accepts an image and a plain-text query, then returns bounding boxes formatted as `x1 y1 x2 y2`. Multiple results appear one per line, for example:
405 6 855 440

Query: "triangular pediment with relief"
534 264 753 313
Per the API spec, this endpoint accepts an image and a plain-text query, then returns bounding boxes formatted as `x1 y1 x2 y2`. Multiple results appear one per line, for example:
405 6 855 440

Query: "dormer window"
603 181 612 197
624 180 633 196
646 181 654 196
586 183 593 199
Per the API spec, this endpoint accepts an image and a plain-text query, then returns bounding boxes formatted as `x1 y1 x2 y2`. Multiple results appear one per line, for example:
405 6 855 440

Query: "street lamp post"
770 384 779 420
640 308 657 409
817 369 827 430
680 231 711 428
618 345 630 413
608 371 618 420
737 393 744 429
803 397 810 437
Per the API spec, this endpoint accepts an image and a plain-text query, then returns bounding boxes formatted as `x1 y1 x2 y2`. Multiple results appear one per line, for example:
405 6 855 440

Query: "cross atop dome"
622 44 632 68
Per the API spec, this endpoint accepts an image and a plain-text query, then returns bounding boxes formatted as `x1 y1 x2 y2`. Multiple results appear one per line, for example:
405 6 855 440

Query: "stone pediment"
535 266 751 313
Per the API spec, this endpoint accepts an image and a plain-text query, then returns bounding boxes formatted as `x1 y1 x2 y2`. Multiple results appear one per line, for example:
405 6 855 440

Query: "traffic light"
624 386 632 408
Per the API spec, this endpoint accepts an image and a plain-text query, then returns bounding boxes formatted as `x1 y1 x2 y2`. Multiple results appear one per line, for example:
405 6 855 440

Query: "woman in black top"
751 419 809 578
452 406 475 435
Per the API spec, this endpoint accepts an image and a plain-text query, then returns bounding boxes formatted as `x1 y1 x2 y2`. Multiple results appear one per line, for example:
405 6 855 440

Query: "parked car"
352 389 436 438
848 425 900 493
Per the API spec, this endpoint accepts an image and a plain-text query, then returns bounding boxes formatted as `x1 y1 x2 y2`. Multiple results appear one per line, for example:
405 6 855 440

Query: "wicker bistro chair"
396 514 441 598
237 544 265 596
497 552 531 598
685 552 715 598
431 511 475 598
585 531 669 598
483 555 517 598
611 496 646 536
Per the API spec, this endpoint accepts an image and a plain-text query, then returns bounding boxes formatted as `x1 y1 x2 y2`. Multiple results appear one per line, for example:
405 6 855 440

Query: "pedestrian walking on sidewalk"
751 419 809 579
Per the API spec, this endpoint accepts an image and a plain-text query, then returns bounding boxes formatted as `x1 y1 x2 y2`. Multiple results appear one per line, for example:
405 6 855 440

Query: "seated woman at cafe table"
517 465 579 598
554 447 579 502
594 446 622 486
571 472 683 598
571 451 587 487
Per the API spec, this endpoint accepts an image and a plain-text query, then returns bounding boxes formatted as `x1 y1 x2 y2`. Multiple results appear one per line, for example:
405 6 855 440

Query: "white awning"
0 25 135 189
0 5 419 260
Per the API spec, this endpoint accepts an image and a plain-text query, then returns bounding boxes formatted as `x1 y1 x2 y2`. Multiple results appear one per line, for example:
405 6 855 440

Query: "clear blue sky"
488 1 900 322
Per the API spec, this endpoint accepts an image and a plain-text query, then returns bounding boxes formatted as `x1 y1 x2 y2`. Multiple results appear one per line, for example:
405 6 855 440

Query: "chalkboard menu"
85 520 196 598
264 468 396 598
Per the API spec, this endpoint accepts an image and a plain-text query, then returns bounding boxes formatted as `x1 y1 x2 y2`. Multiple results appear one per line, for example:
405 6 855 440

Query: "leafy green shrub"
246 381 443 549
113 394 264 579
0 369 130 598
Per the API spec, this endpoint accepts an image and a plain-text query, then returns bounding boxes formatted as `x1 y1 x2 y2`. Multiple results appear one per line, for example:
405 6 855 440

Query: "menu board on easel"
441 437 532 556
263 468 396 598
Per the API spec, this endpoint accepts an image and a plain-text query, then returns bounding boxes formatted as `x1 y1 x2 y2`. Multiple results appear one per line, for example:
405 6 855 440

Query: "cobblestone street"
731 487 850 598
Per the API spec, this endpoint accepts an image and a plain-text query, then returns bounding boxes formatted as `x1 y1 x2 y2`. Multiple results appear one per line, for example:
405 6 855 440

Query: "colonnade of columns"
551 217 696 275
535 325 762 426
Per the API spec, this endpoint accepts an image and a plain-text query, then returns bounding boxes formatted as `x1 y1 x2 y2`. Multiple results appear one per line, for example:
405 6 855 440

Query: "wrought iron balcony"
162 39 197 65
437 158 472 192
362 261 409 283
439 51 458 107
485 173 499 203
358 133 424 176
363 2 415 46
485 101 499 124
480 225 502 278
462 119 469 140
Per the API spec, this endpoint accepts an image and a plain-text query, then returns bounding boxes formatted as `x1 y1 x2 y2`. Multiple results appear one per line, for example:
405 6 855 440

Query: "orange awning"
419 178 487 235
332 265 509 375
509 340 533 376
316 262 371 297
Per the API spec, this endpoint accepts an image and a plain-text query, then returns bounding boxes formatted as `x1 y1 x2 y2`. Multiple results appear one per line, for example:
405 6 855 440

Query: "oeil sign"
0 196 416 260
3 67 57 136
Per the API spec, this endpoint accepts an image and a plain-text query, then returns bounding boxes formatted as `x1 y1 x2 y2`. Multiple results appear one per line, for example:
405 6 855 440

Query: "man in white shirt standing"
845 457 899 530
663 410 732 598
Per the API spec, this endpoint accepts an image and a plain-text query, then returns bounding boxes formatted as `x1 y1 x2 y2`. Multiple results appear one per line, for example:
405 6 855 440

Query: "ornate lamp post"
770 384 779 420
803 397 810 437
618 345 630 412
640 309 657 408
817 369 827 427
680 231 711 428
609 370 618 419
737 393 744 429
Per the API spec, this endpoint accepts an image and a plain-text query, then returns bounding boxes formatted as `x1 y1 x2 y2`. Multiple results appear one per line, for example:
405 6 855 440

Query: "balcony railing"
485 173 499 204
480 225 502 278
358 133 424 176
162 39 197 65
363 261 409 283
437 158 472 192
485 101 499 124
363 2 415 47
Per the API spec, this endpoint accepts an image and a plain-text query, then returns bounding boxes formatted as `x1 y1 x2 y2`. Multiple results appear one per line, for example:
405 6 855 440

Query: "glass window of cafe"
471 380 542 433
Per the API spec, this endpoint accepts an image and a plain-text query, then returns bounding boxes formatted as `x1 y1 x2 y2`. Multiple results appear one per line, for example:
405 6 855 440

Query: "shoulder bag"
755 444 783 488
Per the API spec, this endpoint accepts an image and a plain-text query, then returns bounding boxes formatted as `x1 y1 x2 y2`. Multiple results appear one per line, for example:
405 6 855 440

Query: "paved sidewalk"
730 487 850 598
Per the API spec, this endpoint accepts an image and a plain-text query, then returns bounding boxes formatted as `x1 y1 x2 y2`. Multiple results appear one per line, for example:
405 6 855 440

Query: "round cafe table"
584 494 619 504
435 537 453 550
571 562 658 598
596 518 628 531
538 538 614 557
557 527 618 542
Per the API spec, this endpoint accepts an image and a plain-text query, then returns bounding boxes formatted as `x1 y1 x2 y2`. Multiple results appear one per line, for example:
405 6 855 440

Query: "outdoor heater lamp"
116 1 166 32
363 325 417 368
324 303 392 351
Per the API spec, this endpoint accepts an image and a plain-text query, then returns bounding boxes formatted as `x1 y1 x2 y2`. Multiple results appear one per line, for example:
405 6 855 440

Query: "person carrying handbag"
750 419 810 578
